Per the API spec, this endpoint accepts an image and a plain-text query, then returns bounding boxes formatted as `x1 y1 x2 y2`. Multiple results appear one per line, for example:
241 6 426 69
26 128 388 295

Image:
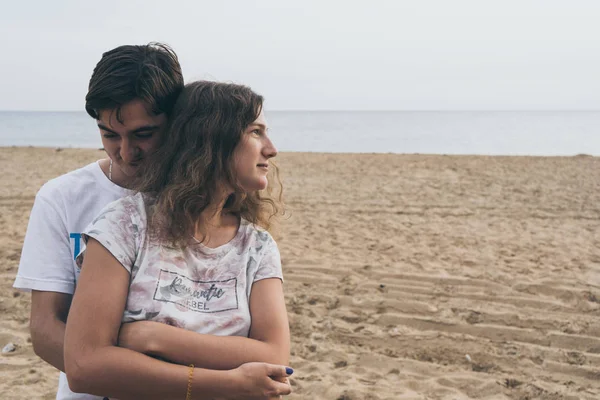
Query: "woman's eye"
136 133 153 139
252 129 261 136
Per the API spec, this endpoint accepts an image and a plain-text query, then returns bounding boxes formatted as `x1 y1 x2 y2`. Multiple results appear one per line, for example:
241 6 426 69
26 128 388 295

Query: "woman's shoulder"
239 218 276 247
105 192 146 211
91 192 150 224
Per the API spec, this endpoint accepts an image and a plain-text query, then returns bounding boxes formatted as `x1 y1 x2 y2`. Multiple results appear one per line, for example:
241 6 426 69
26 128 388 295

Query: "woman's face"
232 110 278 192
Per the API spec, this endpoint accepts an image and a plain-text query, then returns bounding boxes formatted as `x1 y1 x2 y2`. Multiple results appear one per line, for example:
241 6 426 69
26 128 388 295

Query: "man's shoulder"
36 161 103 202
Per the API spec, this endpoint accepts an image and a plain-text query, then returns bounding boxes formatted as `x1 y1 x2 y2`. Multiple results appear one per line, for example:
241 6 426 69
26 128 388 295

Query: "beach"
1 147 599 399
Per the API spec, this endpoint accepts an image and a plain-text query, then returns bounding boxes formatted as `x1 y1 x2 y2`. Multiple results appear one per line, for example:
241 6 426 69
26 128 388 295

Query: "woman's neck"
195 211 240 249
200 189 231 226
194 191 239 248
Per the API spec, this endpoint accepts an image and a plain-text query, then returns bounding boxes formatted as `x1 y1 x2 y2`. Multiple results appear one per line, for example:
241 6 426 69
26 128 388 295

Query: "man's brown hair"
85 42 184 121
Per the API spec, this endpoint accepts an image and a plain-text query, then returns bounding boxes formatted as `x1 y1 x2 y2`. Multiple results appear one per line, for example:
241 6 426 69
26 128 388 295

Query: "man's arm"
29 291 72 372
14 190 77 371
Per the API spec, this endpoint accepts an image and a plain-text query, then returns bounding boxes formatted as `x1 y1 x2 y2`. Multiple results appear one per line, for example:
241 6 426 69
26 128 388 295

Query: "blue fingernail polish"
286 367 294 375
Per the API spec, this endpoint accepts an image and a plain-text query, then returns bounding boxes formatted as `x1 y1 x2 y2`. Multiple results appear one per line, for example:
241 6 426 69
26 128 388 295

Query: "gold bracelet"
186 364 194 400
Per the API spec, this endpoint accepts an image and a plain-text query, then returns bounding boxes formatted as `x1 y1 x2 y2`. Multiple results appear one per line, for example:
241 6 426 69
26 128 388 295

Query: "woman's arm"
119 278 290 369
64 239 291 399
248 277 290 364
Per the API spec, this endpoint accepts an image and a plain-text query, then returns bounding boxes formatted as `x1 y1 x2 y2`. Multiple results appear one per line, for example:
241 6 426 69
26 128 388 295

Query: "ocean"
1 111 598 156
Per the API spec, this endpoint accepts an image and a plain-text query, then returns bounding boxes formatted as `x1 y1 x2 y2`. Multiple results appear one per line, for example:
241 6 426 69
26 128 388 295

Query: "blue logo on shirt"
69 233 82 260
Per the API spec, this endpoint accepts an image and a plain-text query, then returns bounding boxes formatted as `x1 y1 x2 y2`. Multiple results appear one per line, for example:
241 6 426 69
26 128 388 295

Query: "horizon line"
2 108 600 113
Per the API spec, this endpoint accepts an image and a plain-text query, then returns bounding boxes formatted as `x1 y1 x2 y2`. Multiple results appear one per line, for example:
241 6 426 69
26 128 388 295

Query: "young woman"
64 81 292 399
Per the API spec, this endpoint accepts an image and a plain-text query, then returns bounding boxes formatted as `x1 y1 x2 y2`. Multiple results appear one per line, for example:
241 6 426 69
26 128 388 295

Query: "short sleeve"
254 236 283 282
13 194 75 294
81 199 139 274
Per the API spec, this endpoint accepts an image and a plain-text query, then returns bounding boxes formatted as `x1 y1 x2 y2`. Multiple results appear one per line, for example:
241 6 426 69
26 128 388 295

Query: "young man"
14 42 184 400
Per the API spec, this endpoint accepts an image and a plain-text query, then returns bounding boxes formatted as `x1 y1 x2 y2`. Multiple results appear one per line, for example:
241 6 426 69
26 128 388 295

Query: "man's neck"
99 158 131 189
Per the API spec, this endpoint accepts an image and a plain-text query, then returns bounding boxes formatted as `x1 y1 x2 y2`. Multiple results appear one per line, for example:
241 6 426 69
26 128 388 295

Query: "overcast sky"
2 0 600 111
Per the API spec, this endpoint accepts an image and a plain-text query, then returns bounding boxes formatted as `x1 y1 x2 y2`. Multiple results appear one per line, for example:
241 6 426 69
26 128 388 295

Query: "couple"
14 43 292 399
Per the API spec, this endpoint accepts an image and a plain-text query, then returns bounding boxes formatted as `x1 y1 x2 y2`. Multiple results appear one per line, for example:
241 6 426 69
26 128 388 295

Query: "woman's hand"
227 362 293 399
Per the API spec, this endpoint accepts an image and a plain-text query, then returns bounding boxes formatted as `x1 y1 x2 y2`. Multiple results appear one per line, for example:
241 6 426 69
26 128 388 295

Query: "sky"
1 0 600 111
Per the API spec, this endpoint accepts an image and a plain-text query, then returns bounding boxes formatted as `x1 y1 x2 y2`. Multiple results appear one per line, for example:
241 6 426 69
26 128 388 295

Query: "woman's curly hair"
133 80 283 247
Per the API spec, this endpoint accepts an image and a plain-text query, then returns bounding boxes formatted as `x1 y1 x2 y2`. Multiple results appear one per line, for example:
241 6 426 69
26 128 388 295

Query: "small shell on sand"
2 343 16 354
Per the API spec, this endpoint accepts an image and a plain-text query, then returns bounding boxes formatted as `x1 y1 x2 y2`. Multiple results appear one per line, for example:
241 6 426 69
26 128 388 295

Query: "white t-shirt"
14 160 130 400
81 192 283 336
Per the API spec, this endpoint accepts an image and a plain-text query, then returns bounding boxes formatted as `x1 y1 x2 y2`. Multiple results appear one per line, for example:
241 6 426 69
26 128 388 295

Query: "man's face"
97 99 167 179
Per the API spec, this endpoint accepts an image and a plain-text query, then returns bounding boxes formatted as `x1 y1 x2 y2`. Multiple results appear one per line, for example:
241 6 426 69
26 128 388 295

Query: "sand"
1 147 599 400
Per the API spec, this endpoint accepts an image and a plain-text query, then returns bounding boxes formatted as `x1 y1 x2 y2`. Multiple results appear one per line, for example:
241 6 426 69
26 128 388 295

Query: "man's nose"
120 139 139 163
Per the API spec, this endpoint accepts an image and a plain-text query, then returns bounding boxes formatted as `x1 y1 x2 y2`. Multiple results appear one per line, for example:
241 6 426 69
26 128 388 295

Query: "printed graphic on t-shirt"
69 232 82 260
153 270 239 313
